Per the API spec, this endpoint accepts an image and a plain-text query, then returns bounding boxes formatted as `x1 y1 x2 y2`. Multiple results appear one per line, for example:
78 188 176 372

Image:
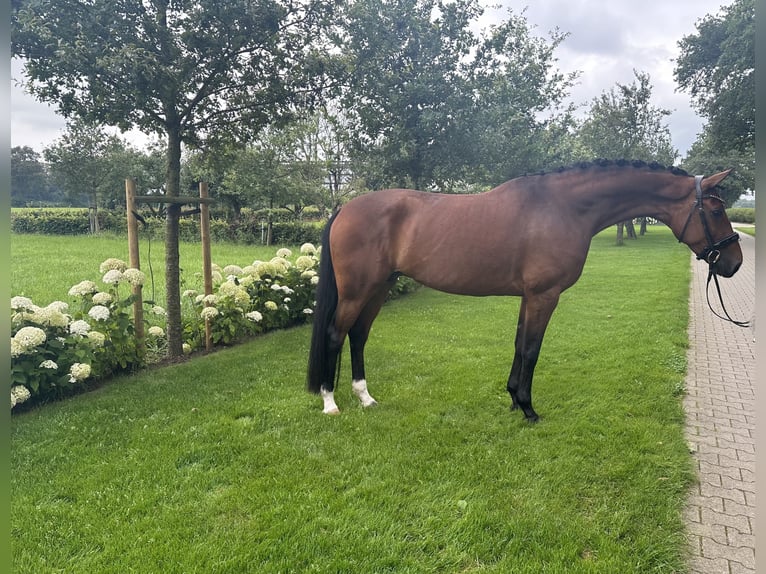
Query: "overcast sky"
10 0 730 158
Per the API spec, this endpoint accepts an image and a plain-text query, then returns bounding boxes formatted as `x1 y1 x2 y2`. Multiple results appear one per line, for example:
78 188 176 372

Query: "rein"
678 175 748 328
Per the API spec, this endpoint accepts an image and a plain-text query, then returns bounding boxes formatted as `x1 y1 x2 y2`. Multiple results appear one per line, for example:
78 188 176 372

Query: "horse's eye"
712 209 723 217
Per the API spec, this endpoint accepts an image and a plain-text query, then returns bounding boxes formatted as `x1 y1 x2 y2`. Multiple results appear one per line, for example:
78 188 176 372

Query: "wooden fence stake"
200 182 213 351
125 178 145 351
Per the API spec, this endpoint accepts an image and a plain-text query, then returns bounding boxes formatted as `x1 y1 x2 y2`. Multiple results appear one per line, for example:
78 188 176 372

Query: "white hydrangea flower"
68 363 92 382
310 275 320 285
88 305 111 321
151 305 166 316
122 268 145 287
39 360 58 369
241 265 259 278
223 264 244 276
14 326 47 349
256 261 278 277
11 339 25 358
92 292 113 305
99 258 128 273
301 270 317 280
182 343 192 355
69 319 91 336
200 306 219 320
87 331 106 347
183 289 198 298
270 283 283 291
11 296 35 310
218 281 241 298
46 301 69 312
276 248 292 259
264 301 278 311
300 243 316 255
68 280 98 297
11 385 31 406
246 310 263 322
303 308 313 315
281 286 294 295
203 294 218 305
148 326 165 337
295 255 316 271
270 256 291 270
102 269 123 285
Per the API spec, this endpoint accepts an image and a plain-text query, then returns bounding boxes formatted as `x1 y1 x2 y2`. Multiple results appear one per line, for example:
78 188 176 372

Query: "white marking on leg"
352 379 378 408
321 388 340 415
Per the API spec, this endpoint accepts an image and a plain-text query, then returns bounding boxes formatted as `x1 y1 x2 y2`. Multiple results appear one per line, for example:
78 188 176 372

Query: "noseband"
678 175 748 328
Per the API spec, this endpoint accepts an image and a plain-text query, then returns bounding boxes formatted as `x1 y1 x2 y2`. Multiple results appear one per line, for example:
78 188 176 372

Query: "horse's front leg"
506 291 560 422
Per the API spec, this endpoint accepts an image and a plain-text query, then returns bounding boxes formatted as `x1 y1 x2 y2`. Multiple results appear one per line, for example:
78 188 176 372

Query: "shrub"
726 207 755 224
11 242 419 410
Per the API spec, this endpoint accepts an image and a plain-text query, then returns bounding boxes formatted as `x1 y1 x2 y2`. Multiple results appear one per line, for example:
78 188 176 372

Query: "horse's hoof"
525 414 540 423
363 400 378 408
323 407 341 415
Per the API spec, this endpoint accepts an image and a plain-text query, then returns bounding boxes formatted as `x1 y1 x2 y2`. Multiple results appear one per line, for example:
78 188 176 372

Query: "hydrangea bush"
11 243 419 411
10 245 319 410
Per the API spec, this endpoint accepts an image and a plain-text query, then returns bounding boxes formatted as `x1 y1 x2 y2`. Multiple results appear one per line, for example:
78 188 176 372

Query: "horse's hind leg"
349 281 395 408
507 291 560 422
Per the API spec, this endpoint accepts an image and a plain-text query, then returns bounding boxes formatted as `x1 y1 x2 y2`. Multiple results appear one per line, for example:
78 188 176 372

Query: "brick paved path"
683 229 756 574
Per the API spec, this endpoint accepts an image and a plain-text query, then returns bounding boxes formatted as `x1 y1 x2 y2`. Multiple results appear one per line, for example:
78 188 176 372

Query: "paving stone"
683 230 755 573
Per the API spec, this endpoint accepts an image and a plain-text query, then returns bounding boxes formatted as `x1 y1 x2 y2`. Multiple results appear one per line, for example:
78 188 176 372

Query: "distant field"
11 233 298 305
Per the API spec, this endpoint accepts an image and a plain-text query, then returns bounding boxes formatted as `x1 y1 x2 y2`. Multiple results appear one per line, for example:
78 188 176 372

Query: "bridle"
677 175 748 328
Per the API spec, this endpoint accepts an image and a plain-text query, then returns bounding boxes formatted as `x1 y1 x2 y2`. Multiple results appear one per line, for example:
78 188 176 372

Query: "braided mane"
526 159 689 178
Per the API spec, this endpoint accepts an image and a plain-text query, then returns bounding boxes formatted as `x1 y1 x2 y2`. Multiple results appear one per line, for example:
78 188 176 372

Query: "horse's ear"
701 169 732 190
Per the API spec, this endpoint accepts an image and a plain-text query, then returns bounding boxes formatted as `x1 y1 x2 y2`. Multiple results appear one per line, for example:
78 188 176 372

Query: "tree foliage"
11 146 62 207
43 119 130 229
576 70 677 165
674 0 754 153
337 0 575 190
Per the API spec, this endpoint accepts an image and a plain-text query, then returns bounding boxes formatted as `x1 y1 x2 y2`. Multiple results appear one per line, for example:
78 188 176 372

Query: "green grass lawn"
735 225 755 237
11 227 695 573
11 233 293 305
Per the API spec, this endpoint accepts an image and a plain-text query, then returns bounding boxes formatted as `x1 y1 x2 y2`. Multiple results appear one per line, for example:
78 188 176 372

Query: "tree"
338 0 479 190
338 0 574 191
674 0 754 153
13 0 337 357
11 146 61 207
575 71 678 244
682 134 753 208
467 10 577 185
43 119 128 231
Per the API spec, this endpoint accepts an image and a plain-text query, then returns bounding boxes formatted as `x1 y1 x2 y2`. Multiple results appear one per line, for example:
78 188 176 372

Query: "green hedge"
726 207 755 224
11 208 325 245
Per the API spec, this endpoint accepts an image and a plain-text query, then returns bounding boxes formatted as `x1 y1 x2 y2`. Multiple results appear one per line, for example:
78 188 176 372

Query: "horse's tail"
307 211 341 394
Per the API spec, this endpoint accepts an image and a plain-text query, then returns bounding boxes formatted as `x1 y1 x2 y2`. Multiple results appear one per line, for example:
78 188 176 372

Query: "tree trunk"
164 126 184 358
89 192 100 234
625 219 637 239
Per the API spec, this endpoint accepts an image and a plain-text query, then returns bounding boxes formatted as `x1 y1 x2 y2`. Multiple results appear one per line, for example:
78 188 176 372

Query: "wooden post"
199 182 213 351
125 178 145 350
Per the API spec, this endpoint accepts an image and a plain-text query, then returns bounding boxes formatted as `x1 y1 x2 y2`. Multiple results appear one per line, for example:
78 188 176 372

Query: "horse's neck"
556 172 688 234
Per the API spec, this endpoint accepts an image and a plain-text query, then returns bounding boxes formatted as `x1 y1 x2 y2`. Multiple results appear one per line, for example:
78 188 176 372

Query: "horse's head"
675 170 742 278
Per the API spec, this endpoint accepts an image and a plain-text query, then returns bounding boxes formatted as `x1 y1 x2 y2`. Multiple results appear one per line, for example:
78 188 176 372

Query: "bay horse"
307 160 742 421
